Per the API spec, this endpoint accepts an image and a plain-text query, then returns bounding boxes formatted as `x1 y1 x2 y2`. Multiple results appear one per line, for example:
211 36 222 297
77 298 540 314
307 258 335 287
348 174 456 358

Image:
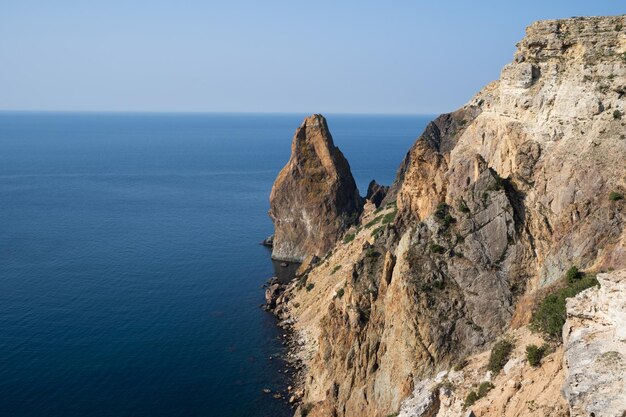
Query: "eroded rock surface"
269 114 362 262
269 15 626 417
563 270 626 417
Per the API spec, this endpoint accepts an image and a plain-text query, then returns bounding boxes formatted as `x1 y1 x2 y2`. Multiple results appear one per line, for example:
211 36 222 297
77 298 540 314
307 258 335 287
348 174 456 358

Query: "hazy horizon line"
0 109 441 117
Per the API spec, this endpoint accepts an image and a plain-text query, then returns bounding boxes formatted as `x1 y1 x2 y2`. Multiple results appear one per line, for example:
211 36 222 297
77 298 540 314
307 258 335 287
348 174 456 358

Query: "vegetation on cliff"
268 14 626 417
530 268 598 340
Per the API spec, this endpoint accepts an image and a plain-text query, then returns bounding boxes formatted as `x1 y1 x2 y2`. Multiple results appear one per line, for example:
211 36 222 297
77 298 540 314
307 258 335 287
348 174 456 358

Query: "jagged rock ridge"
268 14 626 417
269 114 362 262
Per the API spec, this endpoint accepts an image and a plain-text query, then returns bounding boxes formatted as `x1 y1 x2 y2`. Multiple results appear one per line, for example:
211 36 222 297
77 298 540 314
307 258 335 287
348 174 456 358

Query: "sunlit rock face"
563 270 626 417
269 114 362 262
277 15 626 417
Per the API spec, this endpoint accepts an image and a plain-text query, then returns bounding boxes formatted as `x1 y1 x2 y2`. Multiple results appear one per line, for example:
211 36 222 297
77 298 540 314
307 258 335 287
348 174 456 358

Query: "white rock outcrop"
563 270 626 417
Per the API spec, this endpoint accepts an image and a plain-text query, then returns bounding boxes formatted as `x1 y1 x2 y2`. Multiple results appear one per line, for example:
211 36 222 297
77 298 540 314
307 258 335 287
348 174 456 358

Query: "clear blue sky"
1 1 623 114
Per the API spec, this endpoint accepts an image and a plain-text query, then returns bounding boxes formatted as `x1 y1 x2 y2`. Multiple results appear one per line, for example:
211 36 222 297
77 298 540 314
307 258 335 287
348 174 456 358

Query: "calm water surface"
0 112 431 417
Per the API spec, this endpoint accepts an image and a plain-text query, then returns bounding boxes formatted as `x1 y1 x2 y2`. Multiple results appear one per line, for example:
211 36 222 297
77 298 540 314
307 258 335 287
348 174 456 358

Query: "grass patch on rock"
381 208 397 225
371 225 385 238
364 215 383 228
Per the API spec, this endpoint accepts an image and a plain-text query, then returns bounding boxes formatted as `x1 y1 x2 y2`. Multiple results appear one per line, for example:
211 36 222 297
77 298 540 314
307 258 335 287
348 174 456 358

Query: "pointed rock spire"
269 114 362 261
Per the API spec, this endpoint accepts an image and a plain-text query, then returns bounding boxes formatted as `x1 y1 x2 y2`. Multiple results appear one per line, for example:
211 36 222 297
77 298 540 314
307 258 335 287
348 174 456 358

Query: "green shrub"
331 265 342 275
614 109 622 120
335 288 345 298
477 381 494 398
565 266 581 284
463 381 494 409
430 243 445 254
488 340 513 374
531 293 565 338
525 344 548 367
434 202 456 230
442 214 456 228
343 233 355 244
306 283 315 292
365 248 379 258
609 191 624 201
458 201 470 213
530 270 598 340
434 202 448 217
464 391 479 408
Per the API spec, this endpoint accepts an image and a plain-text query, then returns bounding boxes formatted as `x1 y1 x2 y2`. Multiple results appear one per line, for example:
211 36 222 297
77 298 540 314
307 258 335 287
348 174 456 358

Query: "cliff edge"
268 14 626 417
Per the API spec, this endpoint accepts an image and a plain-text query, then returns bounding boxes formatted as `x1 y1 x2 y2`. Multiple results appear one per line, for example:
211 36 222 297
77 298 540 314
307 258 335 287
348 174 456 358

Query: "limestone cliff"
269 114 362 262
269 15 626 417
563 270 626 417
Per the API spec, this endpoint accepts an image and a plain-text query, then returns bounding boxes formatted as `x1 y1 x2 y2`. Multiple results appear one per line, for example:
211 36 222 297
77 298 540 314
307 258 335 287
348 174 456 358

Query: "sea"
0 112 432 417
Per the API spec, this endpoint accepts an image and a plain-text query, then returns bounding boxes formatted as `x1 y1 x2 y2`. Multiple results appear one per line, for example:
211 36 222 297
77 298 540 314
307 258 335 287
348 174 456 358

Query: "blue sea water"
0 112 431 417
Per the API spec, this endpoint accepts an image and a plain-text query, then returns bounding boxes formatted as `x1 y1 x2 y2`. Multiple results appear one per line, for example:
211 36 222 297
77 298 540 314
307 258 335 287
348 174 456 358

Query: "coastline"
262 259 309 411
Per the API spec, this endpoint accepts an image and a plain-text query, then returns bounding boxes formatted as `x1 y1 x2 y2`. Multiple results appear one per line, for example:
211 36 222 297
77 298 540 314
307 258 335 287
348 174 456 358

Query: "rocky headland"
266 15 626 417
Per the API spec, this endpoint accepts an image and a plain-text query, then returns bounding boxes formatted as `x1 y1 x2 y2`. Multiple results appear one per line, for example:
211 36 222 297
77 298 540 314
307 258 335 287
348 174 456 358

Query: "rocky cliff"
563 270 626 417
268 15 626 417
269 114 362 262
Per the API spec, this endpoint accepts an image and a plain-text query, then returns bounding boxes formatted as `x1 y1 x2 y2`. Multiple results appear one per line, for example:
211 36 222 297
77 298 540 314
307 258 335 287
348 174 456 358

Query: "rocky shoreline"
262 270 308 410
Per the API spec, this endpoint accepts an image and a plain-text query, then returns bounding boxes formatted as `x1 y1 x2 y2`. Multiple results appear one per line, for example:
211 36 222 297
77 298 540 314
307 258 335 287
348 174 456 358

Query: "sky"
0 1 624 114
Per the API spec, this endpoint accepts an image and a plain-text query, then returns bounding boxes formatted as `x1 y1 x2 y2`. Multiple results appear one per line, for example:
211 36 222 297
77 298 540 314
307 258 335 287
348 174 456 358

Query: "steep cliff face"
396 15 626 287
563 270 626 417
270 15 626 417
269 114 362 262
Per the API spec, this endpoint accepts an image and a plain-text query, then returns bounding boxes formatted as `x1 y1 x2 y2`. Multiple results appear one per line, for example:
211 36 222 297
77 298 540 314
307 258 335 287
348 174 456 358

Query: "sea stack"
269 114 362 262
